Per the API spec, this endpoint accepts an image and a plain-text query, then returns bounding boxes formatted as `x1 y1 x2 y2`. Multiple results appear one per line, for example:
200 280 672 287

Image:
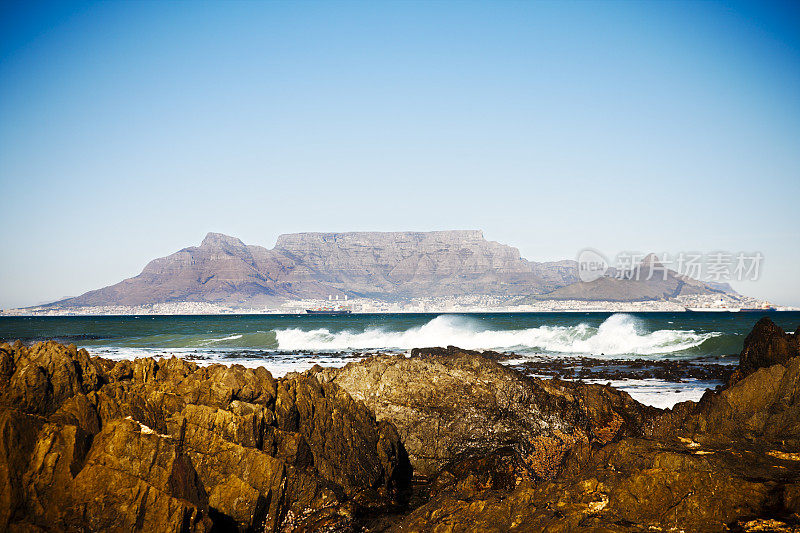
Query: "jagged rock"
647 318 800 450
50 393 101 434
390 324 800 532
409 345 507 360
312 349 652 479
397 435 800 532
648 355 800 451
70 418 211 532
283 373 411 499
0 409 45 528
735 317 800 379
0 341 104 416
0 341 411 532
0 410 210 532
169 406 287 531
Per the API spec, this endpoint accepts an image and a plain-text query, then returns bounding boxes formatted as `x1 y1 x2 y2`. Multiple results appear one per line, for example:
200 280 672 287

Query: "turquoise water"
1 311 796 357
2 311 796 408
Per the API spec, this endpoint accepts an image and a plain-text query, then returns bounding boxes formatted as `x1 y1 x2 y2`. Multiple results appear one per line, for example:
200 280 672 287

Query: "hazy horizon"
1 1 799 308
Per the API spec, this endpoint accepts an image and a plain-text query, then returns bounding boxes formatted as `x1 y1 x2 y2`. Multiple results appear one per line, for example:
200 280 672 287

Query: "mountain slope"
59 233 283 306
52 231 579 307
50 234 729 308
532 254 727 302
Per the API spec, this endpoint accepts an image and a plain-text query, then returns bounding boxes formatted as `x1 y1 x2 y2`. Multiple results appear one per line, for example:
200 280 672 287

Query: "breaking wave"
275 313 720 356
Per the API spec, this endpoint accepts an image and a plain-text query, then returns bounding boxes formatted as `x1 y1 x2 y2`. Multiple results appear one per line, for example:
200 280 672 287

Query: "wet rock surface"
408 345 739 385
1 317 799 532
511 353 737 383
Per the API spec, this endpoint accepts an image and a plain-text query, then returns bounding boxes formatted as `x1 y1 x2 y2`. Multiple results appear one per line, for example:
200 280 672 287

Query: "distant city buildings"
2 293 792 316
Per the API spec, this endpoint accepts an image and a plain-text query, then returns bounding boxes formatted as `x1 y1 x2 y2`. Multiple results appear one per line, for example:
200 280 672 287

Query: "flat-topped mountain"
50 232 727 308
52 231 579 307
272 230 577 300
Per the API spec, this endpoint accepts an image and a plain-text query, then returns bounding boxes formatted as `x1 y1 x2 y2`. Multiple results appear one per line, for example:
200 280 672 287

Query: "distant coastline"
3 295 795 316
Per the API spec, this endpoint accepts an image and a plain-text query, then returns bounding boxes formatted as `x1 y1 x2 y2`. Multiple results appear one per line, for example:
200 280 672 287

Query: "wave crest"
275 313 719 355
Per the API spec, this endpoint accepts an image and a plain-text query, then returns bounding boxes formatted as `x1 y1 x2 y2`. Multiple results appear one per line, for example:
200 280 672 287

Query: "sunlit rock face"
0 340 411 532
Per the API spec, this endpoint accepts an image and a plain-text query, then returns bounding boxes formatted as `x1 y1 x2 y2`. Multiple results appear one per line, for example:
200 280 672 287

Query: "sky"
0 0 798 308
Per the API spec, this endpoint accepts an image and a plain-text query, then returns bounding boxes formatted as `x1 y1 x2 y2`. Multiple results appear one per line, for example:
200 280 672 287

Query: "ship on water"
306 294 353 315
739 304 777 312
685 299 775 313
306 308 352 315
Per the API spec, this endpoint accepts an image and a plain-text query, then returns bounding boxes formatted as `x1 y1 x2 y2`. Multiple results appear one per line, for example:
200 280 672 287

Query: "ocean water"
2 311 798 409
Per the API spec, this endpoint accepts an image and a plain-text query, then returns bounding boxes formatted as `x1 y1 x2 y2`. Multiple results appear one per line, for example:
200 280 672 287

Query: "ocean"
2 311 798 409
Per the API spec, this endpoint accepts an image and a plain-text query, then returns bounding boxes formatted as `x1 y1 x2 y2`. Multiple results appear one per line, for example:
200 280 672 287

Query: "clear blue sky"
1 0 798 308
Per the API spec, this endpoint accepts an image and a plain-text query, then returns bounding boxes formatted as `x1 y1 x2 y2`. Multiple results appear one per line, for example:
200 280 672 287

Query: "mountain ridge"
49 231 730 308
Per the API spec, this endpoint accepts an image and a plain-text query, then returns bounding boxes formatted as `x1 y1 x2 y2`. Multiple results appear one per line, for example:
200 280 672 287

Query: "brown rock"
735 317 800 380
287 373 407 499
394 321 800 532
0 410 210 532
313 350 651 479
70 417 211 532
397 437 797 532
0 341 105 417
0 409 44 528
0 341 412 532
6 317 796 532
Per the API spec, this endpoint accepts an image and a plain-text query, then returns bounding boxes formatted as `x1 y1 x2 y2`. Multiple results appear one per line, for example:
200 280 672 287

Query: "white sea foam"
275 313 718 355
87 346 360 377
583 378 715 409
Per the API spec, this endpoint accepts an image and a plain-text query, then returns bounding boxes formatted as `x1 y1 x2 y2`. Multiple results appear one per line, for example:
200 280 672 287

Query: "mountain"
272 231 578 299
51 231 580 307
49 233 732 308
530 253 729 302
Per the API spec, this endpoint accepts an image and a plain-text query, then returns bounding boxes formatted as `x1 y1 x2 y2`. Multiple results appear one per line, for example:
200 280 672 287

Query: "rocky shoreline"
410 345 739 384
1 318 799 531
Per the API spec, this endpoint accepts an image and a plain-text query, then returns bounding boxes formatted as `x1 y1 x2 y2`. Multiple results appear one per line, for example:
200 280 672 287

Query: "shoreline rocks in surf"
316 318 800 531
0 340 411 532
0 317 798 532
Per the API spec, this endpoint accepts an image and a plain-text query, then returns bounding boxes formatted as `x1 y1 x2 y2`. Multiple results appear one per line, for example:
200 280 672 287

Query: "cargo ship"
739 304 776 312
685 301 775 313
306 307 352 315
685 307 740 312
